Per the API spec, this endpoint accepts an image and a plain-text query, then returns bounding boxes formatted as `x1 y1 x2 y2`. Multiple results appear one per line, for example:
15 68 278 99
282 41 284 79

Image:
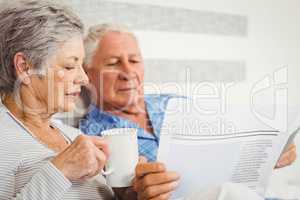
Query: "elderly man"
80 24 180 200
79 24 296 200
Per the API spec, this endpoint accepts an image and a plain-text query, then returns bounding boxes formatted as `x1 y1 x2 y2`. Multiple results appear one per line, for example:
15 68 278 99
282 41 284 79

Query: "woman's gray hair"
83 23 136 67
0 0 84 95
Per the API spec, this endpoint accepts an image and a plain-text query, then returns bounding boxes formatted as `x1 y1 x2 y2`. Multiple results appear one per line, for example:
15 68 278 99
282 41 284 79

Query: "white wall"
66 0 300 104
124 0 300 103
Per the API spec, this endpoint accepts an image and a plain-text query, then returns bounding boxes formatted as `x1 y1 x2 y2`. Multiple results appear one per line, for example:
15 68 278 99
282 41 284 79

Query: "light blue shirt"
80 94 182 161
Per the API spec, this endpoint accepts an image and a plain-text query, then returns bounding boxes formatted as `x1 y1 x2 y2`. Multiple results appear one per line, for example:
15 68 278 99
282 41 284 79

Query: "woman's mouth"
65 91 81 97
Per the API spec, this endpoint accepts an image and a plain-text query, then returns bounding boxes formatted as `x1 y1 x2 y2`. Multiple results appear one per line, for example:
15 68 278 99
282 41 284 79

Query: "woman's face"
27 35 88 113
86 32 144 111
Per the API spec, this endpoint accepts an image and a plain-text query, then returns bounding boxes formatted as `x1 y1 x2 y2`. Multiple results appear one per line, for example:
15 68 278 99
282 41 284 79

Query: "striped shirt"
0 106 115 200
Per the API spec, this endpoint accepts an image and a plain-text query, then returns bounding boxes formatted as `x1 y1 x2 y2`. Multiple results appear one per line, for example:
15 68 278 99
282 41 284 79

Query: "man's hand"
133 157 180 200
275 143 297 168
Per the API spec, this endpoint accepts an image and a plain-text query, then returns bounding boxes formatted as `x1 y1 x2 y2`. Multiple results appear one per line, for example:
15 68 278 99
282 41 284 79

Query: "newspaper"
157 97 293 199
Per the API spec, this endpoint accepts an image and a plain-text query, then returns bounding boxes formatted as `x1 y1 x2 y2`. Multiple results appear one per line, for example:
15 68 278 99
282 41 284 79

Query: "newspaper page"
157 97 290 199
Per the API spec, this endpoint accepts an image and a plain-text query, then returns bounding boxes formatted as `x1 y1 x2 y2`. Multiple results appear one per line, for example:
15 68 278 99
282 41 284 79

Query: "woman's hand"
133 157 180 200
51 135 109 181
275 143 297 168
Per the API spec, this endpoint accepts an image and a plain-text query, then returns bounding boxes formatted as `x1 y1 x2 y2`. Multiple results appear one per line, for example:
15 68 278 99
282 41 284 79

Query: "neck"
100 99 146 117
3 89 52 129
100 98 154 134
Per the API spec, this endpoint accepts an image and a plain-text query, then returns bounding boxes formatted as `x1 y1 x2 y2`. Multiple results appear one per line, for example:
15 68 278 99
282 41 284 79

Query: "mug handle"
101 168 114 176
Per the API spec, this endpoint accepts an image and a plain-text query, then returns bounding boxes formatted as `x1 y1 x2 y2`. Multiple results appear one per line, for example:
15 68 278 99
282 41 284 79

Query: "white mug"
101 128 139 187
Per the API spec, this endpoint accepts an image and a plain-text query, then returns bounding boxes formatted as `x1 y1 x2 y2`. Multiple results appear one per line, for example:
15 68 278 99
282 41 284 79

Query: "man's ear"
13 52 31 85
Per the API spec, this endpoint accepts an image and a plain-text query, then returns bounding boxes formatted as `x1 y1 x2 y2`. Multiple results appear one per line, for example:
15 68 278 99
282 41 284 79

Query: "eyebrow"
66 56 79 63
105 54 141 60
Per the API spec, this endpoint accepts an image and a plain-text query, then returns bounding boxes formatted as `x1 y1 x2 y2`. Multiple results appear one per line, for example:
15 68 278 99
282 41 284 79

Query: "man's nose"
119 60 135 80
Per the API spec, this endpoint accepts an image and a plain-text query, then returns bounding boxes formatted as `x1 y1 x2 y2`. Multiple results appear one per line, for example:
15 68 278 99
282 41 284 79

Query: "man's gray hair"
0 0 84 95
83 23 136 67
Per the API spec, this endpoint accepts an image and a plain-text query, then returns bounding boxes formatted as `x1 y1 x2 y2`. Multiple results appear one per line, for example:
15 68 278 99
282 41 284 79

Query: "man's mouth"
118 88 137 92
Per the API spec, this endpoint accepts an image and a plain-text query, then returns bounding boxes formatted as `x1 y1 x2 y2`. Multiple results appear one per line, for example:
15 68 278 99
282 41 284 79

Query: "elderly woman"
0 1 114 199
79 24 297 200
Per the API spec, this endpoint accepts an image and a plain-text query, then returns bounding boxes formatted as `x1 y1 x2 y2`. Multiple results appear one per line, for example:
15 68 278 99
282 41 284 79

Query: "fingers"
136 162 166 178
136 172 180 191
139 156 148 163
149 192 172 200
283 143 296 153
93 145 108 172
52 135 109 181
139 181 179 200
78 148 106 181
276 144 297 168
134 161 180 200
89 136 110 158
287 143 296 150
86 137 109 178
277 152 297 168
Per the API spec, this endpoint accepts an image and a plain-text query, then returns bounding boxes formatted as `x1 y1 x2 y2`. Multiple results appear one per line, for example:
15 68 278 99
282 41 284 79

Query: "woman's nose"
75 65 89 85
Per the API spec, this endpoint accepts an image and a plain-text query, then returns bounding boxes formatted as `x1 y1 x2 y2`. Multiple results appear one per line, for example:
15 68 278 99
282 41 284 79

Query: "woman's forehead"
55 36 85 63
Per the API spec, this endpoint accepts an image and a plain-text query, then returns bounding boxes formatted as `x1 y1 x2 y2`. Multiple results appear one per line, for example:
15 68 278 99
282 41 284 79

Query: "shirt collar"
88 100 160 139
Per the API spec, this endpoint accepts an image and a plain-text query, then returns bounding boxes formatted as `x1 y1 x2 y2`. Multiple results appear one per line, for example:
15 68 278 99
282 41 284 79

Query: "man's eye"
106 62 118 66
130 60 138 63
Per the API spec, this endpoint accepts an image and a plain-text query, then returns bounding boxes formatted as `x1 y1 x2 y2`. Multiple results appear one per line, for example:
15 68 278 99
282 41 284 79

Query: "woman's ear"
13 52 31 85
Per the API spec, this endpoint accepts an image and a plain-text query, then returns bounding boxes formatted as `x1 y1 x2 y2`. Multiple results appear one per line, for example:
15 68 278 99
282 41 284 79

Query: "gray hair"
0 0 84 95
83 23 136 67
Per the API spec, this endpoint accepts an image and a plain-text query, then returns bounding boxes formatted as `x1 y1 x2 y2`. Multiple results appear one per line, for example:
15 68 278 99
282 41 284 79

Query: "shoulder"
0 106 26 139
0 107 25 168
145 93 186 102
79 105 123 136
144 94 186 111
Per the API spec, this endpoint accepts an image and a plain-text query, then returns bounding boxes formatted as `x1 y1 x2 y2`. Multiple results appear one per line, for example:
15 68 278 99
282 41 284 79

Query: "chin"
59 100 76 112
120 93 140 103
63 105 75 112
116 97 140 111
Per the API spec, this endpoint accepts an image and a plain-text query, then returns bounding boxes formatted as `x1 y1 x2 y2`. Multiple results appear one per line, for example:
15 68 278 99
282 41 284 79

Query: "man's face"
86 32 144 111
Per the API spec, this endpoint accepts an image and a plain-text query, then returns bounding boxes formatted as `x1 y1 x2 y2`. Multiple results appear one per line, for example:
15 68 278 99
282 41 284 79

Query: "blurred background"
60 0 300 198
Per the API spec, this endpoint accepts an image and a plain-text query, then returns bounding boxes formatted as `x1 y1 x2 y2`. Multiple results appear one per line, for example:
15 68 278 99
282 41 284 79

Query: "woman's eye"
64 66 76 70
107 63 116 66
